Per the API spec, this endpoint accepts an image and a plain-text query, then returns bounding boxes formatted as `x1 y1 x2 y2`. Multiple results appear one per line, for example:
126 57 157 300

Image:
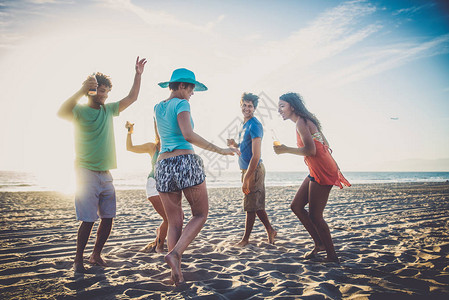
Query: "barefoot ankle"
235 239 249 247
73 262 86 273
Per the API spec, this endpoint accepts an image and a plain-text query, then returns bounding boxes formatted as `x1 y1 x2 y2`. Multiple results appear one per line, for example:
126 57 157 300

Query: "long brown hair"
280 92 322 131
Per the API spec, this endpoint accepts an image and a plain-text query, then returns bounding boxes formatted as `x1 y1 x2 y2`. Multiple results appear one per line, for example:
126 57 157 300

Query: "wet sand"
1 182 448 299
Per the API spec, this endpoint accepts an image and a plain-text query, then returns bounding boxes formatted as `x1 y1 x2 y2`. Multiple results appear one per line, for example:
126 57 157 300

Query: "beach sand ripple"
1 182 449 299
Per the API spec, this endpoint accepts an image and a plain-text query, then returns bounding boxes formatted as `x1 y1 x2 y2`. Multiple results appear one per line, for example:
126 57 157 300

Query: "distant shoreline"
1 181 448 194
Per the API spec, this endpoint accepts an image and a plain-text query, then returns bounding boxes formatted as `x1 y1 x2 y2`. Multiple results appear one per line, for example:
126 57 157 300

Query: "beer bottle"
88 72 97 96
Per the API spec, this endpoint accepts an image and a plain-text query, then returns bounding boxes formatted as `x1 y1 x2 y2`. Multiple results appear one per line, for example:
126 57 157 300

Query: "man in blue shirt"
228 93 276 247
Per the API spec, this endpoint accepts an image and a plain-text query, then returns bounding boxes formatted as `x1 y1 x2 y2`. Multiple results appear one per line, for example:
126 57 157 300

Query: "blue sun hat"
158 68 208 91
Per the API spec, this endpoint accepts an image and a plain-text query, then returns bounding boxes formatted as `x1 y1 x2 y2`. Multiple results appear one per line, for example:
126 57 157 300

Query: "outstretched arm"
118 57 147 113
178 111 240 156
125 121 155 155
57 76 97 121
226 138 238 148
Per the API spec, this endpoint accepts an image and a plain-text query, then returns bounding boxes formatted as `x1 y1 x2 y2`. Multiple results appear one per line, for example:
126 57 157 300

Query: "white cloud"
327 34 449 87
245 0 381 89
97 0 221 34
206 14 225 31
26 0 72 4
248 0 448 91
392 4 434 16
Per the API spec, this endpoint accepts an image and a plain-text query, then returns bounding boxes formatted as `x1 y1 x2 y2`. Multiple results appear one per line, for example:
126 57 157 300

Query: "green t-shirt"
72 102 120 171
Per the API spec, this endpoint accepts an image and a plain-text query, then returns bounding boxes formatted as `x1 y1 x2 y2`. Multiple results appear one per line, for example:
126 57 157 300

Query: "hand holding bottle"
82 73 98 96
125 121 135 134
226 138 238 148
87 73 98 96
271 129 281 146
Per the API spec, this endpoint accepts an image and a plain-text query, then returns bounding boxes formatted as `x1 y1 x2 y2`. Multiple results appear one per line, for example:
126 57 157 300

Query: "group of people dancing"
58 56 350 286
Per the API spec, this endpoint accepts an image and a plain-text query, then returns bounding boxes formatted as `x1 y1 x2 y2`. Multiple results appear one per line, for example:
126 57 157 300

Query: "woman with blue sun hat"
154 68 239 285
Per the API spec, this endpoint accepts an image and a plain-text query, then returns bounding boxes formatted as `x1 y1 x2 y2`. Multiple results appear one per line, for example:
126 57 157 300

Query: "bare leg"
291 177 325 258
160 182 208 285
74 221 94 272
140 240 157 253
256 210 277 244
159 191 183 253
236 211 256 247
88 218 113 266
308 181 338 262
148 195 168 253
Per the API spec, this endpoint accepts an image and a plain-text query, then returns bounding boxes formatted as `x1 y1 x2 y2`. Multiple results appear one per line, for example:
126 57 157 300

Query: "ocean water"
0 170 448 192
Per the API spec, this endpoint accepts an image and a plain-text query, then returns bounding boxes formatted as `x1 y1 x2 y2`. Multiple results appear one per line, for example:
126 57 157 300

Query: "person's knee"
194 210 208 222
290 203 305 214
148 196 161 206
100 218 113 225
81 221 94 226
247 211 256 216
290 203 297 212
161 220 169 228
168 222 183 238
79 221 94 231
309 213 323 224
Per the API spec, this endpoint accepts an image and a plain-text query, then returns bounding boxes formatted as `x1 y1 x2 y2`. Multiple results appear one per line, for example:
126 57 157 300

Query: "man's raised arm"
118 56 147 113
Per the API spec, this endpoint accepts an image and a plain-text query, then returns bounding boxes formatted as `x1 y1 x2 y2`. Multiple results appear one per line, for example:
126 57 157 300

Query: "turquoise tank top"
147 149 159 179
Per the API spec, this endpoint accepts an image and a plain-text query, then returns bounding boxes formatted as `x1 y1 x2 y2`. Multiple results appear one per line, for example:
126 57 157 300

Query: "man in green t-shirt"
58 57 147 273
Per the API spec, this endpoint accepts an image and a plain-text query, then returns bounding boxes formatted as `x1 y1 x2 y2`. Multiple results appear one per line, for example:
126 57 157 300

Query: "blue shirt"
154 98 194 154
238 117 263 169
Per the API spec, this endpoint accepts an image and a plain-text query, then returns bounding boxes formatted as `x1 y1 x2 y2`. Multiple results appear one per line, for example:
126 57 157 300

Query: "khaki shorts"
241 162 266 212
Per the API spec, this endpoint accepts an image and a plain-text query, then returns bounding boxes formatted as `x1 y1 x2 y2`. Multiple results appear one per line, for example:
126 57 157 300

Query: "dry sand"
1 182 448 299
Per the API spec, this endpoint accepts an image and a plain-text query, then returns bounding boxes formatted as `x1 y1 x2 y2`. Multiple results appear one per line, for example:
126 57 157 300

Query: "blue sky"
0 0 448 189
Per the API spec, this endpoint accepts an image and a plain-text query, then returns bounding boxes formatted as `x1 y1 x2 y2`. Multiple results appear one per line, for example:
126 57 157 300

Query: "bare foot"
88 255 108 267
304 245 325 259
164 251 184 286
154 235 165 253
323 256 340 264
268 229 277 244
155 242 165 253
73 262 86 273
235 239 249 247
140 241 157 253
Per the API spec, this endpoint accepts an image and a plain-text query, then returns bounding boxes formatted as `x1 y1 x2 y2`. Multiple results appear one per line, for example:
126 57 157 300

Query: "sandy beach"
1 182 448 299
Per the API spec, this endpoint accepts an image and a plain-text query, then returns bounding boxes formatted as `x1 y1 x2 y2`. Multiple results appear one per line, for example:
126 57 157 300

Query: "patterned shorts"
155 154 206 193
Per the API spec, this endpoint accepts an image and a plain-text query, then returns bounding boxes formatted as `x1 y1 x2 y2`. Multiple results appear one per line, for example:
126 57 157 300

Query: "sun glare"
34 167 76 195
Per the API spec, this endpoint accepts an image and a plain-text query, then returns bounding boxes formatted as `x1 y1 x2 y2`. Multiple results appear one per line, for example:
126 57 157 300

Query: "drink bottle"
271 129 281 146
88 73 97 96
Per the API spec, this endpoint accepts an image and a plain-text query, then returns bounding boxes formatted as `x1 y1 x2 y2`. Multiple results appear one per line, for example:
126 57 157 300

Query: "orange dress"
296 131 350 189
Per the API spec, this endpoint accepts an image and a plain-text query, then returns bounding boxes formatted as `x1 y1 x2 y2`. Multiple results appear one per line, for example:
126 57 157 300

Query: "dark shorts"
308 174 316 182
155 154 206 193
241 163 266 212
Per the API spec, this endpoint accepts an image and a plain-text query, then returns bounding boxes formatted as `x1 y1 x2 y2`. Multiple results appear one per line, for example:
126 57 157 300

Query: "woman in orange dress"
274 92 350 262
